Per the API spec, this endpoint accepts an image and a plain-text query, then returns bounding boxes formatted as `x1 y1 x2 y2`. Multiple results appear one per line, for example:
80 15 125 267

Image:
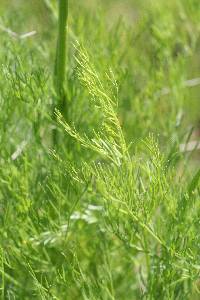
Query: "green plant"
0 0 200 299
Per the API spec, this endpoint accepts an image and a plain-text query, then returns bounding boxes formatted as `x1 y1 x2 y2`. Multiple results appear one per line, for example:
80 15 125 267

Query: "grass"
0 0 200 299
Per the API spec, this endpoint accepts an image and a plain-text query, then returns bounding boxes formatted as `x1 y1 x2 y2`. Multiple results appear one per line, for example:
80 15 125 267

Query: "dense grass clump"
0 0 200 299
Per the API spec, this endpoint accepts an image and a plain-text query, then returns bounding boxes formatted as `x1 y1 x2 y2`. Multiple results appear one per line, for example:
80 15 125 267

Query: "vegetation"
0 0 199 299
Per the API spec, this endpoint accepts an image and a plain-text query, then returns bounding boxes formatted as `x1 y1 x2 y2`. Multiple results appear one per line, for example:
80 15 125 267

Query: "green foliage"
0 0 199 299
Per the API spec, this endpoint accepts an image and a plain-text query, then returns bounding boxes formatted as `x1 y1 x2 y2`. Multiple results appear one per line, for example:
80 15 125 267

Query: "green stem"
53 0 68 144
55 0 68 97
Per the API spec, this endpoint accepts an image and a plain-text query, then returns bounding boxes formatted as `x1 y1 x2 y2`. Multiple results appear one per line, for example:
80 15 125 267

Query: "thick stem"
53 0 68 145
55 0 68 98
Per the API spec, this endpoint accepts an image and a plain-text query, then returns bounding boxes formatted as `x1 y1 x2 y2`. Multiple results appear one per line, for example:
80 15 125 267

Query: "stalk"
54 0 68 98
53 0 68 144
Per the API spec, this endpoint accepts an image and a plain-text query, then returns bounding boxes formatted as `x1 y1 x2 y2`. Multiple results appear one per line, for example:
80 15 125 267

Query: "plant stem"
55 0 68 98
53 0 68 144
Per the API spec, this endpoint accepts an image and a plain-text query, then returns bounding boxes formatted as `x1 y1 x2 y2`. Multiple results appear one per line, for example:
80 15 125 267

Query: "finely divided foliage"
0 0 200 299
